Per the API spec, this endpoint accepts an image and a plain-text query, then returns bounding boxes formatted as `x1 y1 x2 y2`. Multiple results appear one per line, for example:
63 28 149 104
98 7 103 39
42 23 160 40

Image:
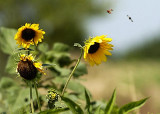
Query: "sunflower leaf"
53 42 70 52
38 42 49 53
61 96 84 114
118 97 149 114
6 54 19 74
105 89 116 114
73 62 88 77
39 107 69 114
0 27 17 54
85 89 91 113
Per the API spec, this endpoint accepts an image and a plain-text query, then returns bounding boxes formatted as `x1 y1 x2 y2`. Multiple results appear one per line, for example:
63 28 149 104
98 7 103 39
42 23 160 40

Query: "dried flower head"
17 54 45 80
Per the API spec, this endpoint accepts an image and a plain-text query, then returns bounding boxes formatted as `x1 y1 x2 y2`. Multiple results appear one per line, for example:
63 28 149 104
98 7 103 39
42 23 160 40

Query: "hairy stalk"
61 48 83 96
30 82 34 114
34 82 41 112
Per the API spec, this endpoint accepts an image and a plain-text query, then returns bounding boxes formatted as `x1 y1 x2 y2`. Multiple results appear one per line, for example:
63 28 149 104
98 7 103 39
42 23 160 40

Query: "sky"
86 0 160 55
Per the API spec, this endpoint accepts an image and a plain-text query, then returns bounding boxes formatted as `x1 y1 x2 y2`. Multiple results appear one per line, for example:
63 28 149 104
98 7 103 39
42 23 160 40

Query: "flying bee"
107 9 113 14
127 15 133 22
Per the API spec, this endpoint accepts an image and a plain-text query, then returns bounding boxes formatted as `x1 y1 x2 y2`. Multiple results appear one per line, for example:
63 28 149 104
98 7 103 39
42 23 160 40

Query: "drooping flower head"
84 35 113 66
14 23 45 49
17 54 45 80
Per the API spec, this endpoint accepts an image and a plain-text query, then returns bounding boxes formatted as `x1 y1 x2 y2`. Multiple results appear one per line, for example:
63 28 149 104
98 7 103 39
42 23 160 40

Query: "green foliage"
39 107 69 114
5 53 19 74
0 77 18 89
53 42 70 52
0 77 36 113
73 62 88 78
0 27 17 54
62 96 84 114
38 42 49 53
85 89 91 113
118 97 149 114
105 89 116 114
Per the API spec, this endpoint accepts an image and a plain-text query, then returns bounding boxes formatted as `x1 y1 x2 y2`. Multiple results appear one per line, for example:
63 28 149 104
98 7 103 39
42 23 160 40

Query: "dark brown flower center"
17 60 37 80
88 42 100 54
22 28 35 41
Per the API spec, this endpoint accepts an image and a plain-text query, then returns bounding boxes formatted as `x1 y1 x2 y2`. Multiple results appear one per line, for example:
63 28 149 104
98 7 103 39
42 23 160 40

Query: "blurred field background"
1 0 160 113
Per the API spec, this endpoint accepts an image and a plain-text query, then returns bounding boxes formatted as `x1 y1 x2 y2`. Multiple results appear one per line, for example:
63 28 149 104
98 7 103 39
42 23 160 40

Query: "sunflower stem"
61 48 83 96
34 82 41 112
30 82 34 114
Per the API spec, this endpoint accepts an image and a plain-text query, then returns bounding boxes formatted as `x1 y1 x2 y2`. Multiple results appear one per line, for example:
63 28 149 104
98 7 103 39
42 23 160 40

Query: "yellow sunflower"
84 35 113 66
17 54 45 80
14 23 45 49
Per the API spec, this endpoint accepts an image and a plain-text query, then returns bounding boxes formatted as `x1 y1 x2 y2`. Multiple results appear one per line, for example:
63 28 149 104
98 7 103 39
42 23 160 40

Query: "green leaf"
95 106 101 114
85 89 91 113
58 55 73 67
0 77 18 89
5 53 19 74
0 77 23 113
74 43 82 48
39 107 69 114
105 89 116 114
53 42 70 52
52 65 71 76
62 97 84 114
54 77 85 94
0 27 17 54
118 97 149 114
38 42 49 53
15 105 30 114
12 88 37 112
73 62 88 77
95 106 105 114
68 80 85 94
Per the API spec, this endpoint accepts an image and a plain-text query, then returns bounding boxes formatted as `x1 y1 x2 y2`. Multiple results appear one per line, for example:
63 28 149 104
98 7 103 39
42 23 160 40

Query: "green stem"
30 82 34 114
61 48 83 96
34 82 41 112
27 50 30 55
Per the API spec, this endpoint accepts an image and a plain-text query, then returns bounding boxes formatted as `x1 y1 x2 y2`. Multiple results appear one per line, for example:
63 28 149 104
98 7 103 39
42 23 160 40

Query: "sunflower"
84 35 113 66
14 23 45 49
17 54 45 80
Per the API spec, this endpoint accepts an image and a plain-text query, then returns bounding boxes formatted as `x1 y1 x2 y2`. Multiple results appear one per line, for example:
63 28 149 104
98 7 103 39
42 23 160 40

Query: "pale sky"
86 0 160 55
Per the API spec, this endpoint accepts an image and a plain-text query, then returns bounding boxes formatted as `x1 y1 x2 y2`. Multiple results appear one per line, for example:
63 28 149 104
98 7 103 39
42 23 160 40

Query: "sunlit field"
81 60 160 113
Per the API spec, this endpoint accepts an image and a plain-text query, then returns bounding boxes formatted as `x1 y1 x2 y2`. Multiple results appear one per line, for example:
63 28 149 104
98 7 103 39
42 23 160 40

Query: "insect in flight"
127 15 133 22
107 9 113 14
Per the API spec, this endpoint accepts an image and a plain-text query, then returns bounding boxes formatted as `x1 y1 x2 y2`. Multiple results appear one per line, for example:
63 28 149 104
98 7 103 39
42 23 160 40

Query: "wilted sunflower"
17 54 45 80
14 23 45 49
84 35 113 66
